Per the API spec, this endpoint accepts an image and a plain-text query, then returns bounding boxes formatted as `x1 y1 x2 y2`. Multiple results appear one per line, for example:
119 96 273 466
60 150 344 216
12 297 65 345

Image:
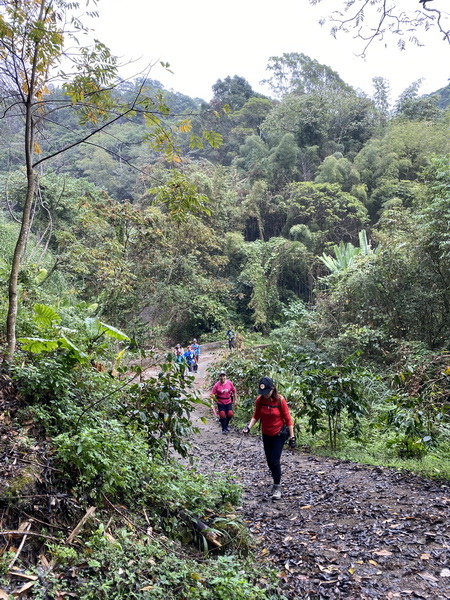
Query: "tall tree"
262 53 352 99
0 0 199 361
211 75 261 111
0 0 120 360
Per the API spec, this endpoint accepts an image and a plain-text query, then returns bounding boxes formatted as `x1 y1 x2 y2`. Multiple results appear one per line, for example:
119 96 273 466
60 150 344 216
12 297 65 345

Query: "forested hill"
2 55 450 344
434 81 450 109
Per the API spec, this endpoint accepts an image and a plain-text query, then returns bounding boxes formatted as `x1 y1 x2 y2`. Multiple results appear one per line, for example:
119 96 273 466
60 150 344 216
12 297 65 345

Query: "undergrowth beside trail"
1 421 287 600
0 335 288 600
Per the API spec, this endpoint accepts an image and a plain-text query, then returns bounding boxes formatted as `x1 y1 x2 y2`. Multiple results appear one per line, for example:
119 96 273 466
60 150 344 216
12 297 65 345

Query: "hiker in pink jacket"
210 370 238 435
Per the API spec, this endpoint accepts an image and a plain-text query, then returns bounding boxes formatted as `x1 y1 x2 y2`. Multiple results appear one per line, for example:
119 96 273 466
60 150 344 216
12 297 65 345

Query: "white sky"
92 0 449 104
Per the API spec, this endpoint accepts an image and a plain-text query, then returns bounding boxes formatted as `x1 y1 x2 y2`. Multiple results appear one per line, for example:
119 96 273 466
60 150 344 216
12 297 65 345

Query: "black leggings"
262 434 285 485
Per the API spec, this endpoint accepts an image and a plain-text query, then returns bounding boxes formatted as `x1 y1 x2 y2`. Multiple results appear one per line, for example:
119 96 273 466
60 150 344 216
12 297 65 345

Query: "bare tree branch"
311 0 450 52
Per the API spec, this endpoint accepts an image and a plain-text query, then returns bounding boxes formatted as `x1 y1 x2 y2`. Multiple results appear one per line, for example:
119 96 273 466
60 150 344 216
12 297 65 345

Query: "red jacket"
253 394 293 436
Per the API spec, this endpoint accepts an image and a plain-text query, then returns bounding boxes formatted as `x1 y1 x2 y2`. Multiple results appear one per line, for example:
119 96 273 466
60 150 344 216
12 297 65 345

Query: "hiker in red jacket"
210 370 238 435
243 376 295 500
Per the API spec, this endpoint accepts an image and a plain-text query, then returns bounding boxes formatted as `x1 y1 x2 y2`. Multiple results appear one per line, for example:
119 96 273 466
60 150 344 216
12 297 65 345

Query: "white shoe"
272 485 281 500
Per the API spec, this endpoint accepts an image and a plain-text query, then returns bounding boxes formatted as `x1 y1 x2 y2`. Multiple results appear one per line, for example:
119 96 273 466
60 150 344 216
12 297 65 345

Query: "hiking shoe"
271 485 281 500
222 430 229 435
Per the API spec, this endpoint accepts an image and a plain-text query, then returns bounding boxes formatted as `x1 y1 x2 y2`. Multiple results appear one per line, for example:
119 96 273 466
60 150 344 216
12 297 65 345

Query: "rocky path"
179 350 450 600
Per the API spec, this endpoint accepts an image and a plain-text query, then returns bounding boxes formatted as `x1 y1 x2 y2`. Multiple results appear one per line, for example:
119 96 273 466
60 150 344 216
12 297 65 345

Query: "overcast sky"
93 0 449 104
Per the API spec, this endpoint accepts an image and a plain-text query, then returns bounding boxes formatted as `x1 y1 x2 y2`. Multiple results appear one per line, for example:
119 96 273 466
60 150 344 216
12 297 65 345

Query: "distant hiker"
191 339 200 371
243 376 295 500
174 344 186 376
174 344 184 363
210 370 238 435
183 345 196 372
226 328 235 350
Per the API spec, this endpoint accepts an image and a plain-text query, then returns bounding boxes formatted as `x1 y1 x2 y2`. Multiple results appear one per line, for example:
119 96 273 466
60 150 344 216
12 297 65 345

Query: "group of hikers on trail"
172 332 295 500
174 339 200 374
173 328 235 373
210 372 296 501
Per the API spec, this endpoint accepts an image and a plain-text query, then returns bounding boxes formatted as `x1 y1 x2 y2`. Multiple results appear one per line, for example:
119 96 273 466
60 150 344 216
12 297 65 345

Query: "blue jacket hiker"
183 346 196 372
191 339 200 372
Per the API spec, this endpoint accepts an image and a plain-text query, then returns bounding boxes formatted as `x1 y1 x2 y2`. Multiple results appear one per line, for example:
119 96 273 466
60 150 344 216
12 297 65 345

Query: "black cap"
258 376 273 395
219 370 226 376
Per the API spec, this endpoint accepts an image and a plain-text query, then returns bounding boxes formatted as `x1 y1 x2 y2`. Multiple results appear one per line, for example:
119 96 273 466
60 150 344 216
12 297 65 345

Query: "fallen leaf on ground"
15 581 36 594
373 549 393 557
418 571 438 582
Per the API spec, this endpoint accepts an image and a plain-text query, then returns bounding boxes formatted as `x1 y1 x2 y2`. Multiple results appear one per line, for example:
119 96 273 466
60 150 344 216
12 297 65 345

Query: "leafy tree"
238 239 285 332
395 94 442 122
262 84 377 166
262 52 352 99
434 81 450 110
371 76 391 124
234 135 270 183
211 75 263 110
418 154 450 268
315 152 360 192
0 1 141 359
353 118 450 209
241 181 290 241
232 97 274 134
282 182 369 248
299 360 366 450
317 165 450 350
267 133 300 189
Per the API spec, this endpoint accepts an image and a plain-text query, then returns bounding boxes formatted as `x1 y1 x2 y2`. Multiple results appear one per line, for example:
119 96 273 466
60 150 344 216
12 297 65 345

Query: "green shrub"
37 525 286 600
54 421 150 500
120 354 204 459
142 460 241 517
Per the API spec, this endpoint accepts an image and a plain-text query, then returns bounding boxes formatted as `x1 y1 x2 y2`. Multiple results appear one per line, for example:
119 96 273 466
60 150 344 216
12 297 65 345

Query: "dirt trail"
173 349 450 600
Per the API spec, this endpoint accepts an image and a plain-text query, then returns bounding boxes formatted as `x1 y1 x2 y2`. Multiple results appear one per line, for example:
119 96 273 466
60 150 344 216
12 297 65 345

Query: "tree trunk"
6 169 36 362
5 78 36 362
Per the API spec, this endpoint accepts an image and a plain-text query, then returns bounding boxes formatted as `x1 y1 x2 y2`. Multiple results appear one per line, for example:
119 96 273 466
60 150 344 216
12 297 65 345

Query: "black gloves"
288 436 296 449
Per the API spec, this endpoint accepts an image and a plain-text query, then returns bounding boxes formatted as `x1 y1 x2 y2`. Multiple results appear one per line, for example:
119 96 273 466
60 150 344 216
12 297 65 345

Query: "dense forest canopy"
1 38 450 343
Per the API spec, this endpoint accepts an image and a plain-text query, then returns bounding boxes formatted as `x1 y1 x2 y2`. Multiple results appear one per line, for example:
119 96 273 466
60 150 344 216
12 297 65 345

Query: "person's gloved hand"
243 425 250 434
288 436 296 449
